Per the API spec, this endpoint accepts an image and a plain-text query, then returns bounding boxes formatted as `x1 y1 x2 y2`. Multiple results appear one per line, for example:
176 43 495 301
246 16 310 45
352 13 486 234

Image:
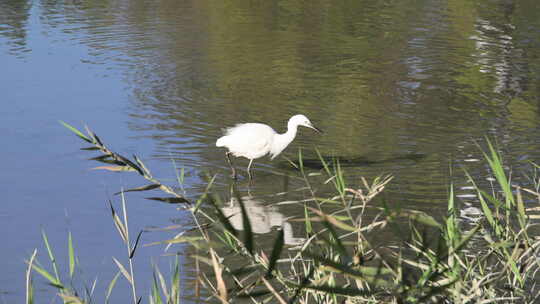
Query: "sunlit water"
1 0 540 302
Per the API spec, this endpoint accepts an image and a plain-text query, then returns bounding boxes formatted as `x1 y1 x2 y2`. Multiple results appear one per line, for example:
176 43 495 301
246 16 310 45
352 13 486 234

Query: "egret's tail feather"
216 136 227 147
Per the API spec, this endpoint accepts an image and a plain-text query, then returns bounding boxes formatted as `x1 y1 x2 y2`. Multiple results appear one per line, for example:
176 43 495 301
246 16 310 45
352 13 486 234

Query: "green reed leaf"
112 257 132 284
59 121 92 143
265 228 284 278
145 197 190 204
114 184 161 195
68 232 75 278
234 188 254 255
105 271 121 304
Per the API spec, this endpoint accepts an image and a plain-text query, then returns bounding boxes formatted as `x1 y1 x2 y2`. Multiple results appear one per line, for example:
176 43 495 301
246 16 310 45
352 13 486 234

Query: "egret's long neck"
278 124 298 146
270 124 298 159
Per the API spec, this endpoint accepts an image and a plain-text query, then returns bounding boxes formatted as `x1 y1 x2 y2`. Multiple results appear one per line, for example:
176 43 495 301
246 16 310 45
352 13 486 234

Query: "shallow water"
1 0 540 302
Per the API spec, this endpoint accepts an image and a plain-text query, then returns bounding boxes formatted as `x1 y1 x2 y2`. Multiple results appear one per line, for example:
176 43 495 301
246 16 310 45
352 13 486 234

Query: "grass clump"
25 123 540 303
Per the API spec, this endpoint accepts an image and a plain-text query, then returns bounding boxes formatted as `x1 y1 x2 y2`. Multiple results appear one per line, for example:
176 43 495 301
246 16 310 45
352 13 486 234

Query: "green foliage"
27 126 540 303
196 139 540 303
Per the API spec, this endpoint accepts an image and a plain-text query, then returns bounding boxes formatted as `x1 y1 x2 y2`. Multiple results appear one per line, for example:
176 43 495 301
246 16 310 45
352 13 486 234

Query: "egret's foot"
229 168 238 180
225 152 237 180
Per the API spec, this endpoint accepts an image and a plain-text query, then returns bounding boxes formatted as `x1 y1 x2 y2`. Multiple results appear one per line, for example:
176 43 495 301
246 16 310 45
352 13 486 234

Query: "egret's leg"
247 159 254 182
225 152 237 179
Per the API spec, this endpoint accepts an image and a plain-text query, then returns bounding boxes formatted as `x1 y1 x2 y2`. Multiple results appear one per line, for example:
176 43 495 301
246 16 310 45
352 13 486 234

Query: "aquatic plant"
25 124 540 303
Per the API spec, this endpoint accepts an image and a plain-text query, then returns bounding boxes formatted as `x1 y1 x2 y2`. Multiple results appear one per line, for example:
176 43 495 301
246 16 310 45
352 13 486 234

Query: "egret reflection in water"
221 195 304 246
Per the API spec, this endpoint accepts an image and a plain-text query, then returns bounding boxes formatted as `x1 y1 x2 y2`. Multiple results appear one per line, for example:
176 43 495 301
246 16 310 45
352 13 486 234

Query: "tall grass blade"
68 232 75 278
84 125 100 144
321 220 348 260
466 172 501 236
129 231 144 259
305 252 390 282
282 155 299 169
234 188 253 255
89 154 113 162
155 266 170 302
59 121 92 143
145 197 190 204
58 294 85 304
334 159 346 196
298 148 304 173
109 200 128 244
303 204 313 234
92 165 136 172
88 277 98 301
171 257 181 303
261 277 287 304
156 235 204 245
113 184 161 195
309 207 357 232
193 174 217 213
114 154 145 176
446 184 457 238
26 249 37 304
112 257 133 285
31 263 63 288
151 272 163 304
133 155 152 177
516 187 527 229
210 248 228 303
484 139 514 208
80 146 100 151
207 196 237 237
445 224 481 259
265 228 284 278
105 271 121 304
41 229 60 282
316 149 332 176
180 167 185 185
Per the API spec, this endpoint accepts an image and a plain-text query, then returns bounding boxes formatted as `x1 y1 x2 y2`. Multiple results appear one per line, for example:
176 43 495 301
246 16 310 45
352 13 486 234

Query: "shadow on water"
278 152 428 170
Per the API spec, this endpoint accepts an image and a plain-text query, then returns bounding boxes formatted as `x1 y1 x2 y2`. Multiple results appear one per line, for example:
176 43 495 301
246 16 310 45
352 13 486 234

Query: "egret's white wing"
224 123 275 159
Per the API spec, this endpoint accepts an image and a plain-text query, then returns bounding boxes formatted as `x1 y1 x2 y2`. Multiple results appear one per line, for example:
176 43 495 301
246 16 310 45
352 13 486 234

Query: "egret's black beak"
310 125 323 134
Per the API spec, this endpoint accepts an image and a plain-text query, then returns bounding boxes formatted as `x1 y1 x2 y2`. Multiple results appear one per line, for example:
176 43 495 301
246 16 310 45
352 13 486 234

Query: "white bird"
216 114 321 180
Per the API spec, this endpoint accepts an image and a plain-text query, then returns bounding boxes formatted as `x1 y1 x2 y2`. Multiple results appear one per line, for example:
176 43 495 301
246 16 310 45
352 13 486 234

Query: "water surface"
1 0 540 302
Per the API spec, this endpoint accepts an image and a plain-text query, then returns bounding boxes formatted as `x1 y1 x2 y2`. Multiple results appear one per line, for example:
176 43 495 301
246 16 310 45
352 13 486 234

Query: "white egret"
216 114 321 180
